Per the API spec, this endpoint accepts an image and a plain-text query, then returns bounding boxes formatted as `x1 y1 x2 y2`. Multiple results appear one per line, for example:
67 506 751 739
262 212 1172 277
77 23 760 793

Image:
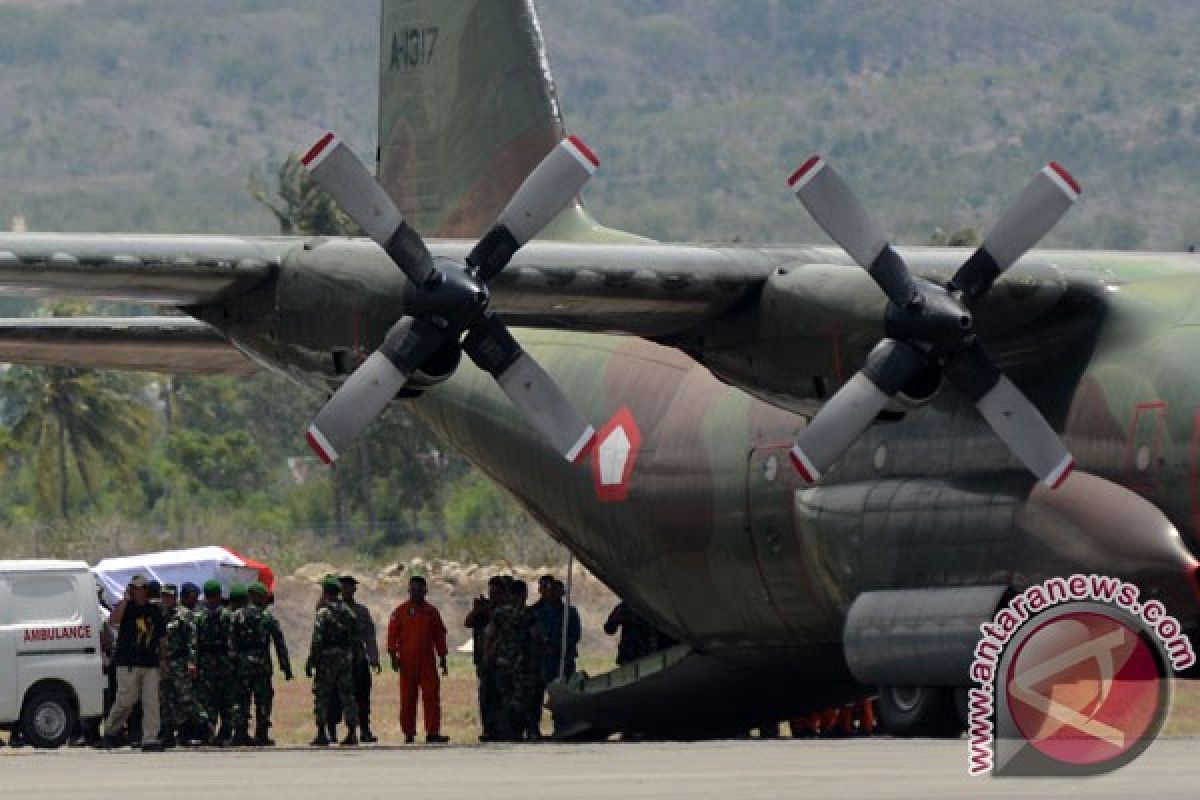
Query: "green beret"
321 576 341 591
229 584 248 600
202 579 223 596
248 581 268 596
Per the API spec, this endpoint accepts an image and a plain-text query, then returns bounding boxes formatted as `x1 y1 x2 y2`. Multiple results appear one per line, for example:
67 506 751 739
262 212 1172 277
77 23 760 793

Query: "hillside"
1 0 1198 250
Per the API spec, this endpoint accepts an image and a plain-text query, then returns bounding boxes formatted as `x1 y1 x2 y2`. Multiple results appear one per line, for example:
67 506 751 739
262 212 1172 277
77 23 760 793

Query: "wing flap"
0 316 257 375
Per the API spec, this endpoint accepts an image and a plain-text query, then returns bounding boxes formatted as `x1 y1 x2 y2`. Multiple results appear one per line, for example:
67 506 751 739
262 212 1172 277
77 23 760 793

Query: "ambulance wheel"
21 687 76 749
875 686 962 738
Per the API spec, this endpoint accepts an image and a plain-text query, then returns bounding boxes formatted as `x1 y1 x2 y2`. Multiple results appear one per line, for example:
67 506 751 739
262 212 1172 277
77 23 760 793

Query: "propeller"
301 132 600 465
787 156 1080 489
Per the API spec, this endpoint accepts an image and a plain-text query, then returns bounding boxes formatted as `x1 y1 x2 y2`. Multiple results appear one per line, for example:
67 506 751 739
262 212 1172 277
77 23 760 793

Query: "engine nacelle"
843 585 1010 688
689 262 885 413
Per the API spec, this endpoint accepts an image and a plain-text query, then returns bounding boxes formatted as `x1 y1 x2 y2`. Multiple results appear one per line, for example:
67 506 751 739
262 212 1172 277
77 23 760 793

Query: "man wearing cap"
194 579 234 745
306 576 360 746
230 582 293 746
330 575 380 743
101 575 167 751
167 582 209 745
387 575 450 744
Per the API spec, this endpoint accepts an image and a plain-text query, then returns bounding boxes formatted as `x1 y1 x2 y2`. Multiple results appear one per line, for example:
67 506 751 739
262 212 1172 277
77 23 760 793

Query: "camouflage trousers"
477 667 502 739
161 660 208 735
232 653 274 732
313 649 357 728
515 670 543 737
489 667 540 740
196 653 233 734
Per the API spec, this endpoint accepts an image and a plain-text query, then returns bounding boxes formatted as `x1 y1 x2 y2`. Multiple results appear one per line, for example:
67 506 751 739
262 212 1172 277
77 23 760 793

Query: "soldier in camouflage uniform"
464 575 506 741
229 582 293 746
160 583 210 747
158 584 181 745
483 579 538 742
223 584 249 740
510 580 547 740
194 580 234 745
305 576 360 746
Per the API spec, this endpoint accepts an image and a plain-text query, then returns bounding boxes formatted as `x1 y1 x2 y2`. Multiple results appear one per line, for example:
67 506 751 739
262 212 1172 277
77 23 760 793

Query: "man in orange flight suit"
386 575 450 743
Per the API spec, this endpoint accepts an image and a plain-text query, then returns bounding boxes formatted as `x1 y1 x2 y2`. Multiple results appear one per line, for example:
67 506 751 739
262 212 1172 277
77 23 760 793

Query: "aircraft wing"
0 232 281 374
0 231 1117 382
0 316 257 375
0 233 285 304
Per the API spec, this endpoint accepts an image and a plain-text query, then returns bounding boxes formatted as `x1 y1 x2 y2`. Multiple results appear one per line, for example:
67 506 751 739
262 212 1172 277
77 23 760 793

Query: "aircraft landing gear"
875 686 964 738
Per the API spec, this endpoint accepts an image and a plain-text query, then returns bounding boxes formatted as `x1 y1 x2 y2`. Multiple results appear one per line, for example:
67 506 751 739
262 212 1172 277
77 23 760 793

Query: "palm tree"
248 155 361 236
1 365 153 518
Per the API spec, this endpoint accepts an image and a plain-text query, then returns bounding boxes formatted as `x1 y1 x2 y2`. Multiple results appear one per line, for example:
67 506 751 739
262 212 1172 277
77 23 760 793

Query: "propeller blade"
789 155 919 309
301 132 438 288
790 339 927 482
944 340 1074 488
463 314 596 462
468 136 599 281
950 163 1081 302
306 316 446 464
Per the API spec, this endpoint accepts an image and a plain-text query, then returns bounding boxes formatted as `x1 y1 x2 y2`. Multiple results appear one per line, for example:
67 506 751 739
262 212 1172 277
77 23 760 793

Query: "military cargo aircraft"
0 0 1198 739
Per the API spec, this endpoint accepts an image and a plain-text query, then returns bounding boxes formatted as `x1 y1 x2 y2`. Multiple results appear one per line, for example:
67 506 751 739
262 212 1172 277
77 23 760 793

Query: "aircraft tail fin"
377 0 646 243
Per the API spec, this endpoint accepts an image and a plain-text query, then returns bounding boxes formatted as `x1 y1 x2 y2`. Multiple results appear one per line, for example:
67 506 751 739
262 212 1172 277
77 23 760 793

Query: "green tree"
1 366 152 518
163 428 267 504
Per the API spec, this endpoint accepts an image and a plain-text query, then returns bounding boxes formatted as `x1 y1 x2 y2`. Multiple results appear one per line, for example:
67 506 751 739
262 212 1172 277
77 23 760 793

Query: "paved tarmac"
2 738 1198 799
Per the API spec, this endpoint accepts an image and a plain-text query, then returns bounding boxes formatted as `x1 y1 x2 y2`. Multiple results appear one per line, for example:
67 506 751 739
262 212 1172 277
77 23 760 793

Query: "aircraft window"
1136 444 1152 472
873 443 888 471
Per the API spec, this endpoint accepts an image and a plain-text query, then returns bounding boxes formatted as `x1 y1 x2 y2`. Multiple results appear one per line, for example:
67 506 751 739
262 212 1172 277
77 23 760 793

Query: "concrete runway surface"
2 739 1199 799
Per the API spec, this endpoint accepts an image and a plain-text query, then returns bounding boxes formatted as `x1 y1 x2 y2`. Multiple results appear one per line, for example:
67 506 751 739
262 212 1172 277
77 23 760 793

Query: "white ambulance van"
0 560 106 748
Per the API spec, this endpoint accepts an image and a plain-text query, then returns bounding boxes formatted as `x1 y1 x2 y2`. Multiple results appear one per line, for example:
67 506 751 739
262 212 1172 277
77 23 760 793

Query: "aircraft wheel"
875 686 962 738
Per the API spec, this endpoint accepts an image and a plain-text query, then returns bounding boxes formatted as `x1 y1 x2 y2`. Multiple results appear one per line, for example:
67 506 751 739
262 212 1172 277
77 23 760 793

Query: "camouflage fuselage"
217 240 1200 672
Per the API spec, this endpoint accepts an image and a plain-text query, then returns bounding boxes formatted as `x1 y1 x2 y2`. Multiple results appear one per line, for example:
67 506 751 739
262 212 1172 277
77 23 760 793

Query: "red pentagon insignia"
591 407 641 502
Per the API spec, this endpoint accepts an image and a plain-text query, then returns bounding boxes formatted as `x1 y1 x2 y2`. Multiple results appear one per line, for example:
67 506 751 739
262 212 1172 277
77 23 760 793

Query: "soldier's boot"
214 720 230 747
339 729 358 747
193 721 215 747
231 725 255 747
309 727 330 747
254 722 274 747
160 731 177 750
360 723 378 744
327 722 338 743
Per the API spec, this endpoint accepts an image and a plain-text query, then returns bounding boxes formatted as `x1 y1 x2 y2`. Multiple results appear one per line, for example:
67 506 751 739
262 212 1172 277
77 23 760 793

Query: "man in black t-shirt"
101 574 166 751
